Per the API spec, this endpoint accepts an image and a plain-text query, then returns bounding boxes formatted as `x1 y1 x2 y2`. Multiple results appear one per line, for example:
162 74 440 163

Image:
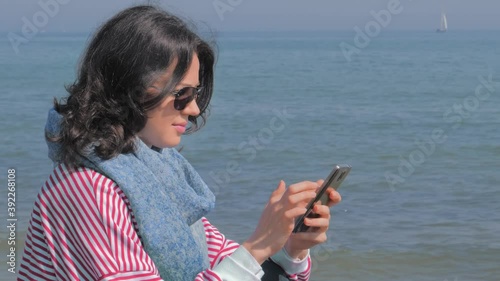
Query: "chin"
162 137 182 148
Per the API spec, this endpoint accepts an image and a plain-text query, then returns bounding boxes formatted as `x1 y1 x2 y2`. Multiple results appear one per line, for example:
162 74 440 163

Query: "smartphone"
292 164 351 233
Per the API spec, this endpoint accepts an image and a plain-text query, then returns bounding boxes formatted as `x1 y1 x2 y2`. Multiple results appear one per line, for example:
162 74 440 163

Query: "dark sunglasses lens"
174 87 197 110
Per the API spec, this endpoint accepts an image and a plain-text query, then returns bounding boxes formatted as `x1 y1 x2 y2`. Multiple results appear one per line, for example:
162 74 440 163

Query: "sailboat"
436 13 448 33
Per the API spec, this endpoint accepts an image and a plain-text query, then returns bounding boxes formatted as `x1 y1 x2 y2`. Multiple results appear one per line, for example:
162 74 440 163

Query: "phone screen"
292 164 351 233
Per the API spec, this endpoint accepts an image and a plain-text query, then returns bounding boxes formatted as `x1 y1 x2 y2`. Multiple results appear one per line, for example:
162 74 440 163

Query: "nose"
182 98 201 117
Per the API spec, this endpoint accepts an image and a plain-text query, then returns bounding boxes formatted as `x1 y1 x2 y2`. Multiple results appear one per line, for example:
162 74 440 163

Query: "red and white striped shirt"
19 164 311 280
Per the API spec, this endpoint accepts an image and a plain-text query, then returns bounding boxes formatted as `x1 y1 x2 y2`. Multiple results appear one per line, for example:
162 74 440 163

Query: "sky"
1 0 500 33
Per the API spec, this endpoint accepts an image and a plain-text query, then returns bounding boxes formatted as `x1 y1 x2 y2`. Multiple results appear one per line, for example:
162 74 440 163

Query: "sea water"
1 30 499 281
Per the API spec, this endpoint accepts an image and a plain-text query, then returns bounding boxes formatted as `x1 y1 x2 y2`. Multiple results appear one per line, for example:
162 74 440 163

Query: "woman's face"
138 55 201 148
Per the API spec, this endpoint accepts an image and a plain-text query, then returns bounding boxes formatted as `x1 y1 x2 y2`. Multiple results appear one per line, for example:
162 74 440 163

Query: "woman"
19 5 341 281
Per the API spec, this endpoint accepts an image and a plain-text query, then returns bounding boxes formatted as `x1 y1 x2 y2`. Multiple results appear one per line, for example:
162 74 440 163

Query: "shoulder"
39 163 127 207
35 163 137 233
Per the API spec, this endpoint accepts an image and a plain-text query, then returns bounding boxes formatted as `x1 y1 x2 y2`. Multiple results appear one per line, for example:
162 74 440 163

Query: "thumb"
276 180 286 192
270 180 286 202
278 179 286 188
316 179 325 191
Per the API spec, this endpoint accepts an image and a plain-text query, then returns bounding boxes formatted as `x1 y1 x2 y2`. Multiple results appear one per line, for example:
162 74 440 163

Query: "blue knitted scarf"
45 108 215 280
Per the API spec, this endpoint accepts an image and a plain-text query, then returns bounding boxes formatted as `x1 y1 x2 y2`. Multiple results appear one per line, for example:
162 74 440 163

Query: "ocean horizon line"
1 28 500 37
2 29 500 46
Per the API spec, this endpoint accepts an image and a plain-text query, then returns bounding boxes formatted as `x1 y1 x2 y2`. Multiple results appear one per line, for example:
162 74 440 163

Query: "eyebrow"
177 82 200 88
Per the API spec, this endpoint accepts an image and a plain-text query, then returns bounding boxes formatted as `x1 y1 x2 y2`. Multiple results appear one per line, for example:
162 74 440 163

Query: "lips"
173 122 187 134
172 122 188 127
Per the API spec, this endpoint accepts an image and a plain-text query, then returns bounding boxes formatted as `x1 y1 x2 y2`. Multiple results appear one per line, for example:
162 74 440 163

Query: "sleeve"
270 249 312 281
201 218 312 281
201 218 264 280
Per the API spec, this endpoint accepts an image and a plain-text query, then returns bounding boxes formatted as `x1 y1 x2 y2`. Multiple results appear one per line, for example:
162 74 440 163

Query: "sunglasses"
171 86 203 110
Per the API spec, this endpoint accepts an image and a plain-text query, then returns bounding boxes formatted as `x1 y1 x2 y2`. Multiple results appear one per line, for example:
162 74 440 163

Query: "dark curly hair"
49 5 216 166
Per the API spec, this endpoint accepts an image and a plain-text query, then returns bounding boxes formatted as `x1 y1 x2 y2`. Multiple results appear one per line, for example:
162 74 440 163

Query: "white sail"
440 13 448 31
437 13 448 32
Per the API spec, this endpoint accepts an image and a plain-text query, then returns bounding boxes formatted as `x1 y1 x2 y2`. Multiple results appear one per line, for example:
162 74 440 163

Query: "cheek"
153 114 174 135
140 98 181 147
152 111 181 146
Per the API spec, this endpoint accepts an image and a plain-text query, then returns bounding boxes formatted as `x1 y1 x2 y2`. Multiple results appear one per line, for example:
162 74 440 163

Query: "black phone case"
292 164 351 233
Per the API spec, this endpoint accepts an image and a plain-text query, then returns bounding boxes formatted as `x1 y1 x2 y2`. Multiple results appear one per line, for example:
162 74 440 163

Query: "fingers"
286 190 316 206
282 181 318 209
284 206 309 220
291 230 328 244
326 188 342 207
287 181 319 195
313 204 330 217
304 205 330 228
315 179 324 192
303 217 330 229
270 180 330 211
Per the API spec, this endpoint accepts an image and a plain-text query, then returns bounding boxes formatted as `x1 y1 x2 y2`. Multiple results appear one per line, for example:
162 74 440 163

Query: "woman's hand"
284 179 342 260
322 179 342 208
242 180 319 264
